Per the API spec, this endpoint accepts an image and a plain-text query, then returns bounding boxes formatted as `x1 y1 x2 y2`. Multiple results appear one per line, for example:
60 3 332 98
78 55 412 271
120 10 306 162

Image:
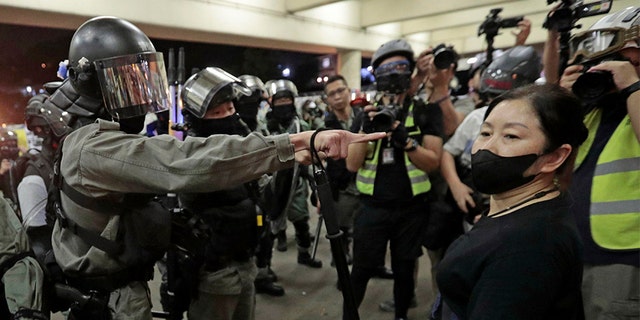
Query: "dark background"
0 23 373 125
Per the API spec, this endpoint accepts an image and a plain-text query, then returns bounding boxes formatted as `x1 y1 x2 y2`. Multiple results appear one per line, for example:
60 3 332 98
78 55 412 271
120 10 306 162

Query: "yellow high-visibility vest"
576 108 640 250
356 102 431 196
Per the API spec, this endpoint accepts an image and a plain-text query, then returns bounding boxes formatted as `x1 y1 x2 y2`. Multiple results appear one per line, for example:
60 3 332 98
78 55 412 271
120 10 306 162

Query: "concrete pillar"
337 49 362 90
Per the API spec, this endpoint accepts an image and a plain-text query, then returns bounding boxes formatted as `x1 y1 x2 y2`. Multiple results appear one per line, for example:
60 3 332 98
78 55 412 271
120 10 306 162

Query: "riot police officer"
50 16 381 319
179 67 261 320
265 79 323 269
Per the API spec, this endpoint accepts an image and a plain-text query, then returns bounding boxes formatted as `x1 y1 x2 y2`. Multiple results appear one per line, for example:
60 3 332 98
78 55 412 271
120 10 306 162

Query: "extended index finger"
349 132 386 144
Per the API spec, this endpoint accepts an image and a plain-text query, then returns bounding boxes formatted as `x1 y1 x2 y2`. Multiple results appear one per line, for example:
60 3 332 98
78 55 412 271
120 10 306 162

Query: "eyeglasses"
326 86 348 97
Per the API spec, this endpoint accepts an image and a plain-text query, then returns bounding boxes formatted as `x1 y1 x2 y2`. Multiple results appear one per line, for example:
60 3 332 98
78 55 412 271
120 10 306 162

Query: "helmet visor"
569 26 639 64
26 104 74 138
94 52 170 119
266 80 298 97
182 67 251 118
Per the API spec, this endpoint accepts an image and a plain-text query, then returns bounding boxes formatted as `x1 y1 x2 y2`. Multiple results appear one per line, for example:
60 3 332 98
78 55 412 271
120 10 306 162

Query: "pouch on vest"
0 194 47 317
116 196 171 266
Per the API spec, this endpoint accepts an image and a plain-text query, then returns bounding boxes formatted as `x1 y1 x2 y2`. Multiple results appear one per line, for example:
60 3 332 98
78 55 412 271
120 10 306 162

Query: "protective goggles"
182 67 252 119
25 104 74 138
569 26 640 64
374 60 411 78
94 52 171 119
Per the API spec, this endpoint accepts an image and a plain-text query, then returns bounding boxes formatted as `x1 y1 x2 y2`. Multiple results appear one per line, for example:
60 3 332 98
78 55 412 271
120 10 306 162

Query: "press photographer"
345 38 444 320
544 6 640 320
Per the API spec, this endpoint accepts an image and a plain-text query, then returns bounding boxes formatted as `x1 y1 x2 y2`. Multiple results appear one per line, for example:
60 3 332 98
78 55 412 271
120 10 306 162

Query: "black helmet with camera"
68 16 170 119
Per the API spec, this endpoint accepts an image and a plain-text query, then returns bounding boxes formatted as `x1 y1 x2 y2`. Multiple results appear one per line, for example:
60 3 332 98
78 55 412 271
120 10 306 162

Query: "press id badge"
382 147 395 164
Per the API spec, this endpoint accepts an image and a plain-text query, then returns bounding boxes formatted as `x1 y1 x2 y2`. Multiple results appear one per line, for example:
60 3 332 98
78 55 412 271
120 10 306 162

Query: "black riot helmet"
267 79 298 101
371 39 415 71
25 92 75 139
235 75 268 131
480 45 541 97
0 129 19 161
182 67 251 119
68 16 170 119
372 39 415 94
238 75 268 99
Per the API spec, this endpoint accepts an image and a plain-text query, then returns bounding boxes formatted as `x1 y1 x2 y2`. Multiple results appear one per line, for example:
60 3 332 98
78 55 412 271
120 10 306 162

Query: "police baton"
309 129 359 320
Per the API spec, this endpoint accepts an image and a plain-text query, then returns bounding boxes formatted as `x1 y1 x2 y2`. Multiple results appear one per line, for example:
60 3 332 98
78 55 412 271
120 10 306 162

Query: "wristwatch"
404 138 419 152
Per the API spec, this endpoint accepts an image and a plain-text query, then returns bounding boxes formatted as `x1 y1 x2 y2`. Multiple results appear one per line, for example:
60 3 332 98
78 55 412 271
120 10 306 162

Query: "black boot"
276 231 287 252
298 251 322 268
255 278 285 296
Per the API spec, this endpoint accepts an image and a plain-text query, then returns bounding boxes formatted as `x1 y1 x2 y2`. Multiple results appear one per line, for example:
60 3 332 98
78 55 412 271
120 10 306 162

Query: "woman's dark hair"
485 84 589 187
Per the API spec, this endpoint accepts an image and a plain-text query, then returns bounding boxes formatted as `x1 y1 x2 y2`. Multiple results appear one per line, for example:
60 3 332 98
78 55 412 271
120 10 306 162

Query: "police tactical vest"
356 101 431 196
576 108 640 250
180 185 258 268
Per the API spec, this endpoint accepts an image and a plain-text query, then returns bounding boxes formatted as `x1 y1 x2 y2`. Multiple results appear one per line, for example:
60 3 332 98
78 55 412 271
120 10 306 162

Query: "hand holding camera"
587 61 640 94
390 123 409 149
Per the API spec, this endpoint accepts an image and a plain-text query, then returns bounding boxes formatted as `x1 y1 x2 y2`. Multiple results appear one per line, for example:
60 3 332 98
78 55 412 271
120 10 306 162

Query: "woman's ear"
538 144 573 173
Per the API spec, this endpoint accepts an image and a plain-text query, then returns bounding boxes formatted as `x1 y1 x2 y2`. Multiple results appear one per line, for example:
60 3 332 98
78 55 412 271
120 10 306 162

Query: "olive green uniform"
52 119 296 319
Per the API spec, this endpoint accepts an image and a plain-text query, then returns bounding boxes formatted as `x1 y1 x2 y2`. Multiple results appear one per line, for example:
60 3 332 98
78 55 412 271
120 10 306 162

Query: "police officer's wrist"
620 80 640 100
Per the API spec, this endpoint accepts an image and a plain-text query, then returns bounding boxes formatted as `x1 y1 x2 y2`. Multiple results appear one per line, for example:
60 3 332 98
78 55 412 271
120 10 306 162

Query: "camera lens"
371 106 398 132
572 71 615 101
434 47 455 69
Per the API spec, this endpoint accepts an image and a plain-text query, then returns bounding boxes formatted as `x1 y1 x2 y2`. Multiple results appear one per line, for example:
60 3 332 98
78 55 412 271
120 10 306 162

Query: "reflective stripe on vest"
356 103 431 196
577 109 640 250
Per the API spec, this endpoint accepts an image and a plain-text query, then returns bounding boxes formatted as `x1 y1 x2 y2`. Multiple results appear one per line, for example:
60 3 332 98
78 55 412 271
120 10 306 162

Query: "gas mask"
374 60 412 94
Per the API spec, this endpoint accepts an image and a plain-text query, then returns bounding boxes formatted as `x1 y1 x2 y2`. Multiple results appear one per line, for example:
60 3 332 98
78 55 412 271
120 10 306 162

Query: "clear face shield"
182 67 252 119
94 52 171 119
569 26 640 64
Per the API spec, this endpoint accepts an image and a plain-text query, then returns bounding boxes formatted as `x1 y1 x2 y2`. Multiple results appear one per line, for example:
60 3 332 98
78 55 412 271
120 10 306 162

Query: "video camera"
478 8 524 38
543 0 612 33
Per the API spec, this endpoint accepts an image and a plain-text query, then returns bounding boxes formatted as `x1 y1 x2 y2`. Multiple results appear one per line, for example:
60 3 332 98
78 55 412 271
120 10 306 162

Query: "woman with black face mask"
436 84 589 320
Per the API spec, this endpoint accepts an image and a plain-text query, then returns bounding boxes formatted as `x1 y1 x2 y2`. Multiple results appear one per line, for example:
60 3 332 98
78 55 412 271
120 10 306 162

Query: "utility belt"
65 265 154 293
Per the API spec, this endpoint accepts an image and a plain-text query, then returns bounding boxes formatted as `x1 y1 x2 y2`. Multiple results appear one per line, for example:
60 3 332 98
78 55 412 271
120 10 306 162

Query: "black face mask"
471 149 539 195
270 105 296 126
234 101 259 132
195 113 249 137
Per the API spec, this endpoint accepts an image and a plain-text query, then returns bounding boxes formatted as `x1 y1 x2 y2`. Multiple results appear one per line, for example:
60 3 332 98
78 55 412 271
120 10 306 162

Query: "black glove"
390 123 409 149
361 112 375 134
